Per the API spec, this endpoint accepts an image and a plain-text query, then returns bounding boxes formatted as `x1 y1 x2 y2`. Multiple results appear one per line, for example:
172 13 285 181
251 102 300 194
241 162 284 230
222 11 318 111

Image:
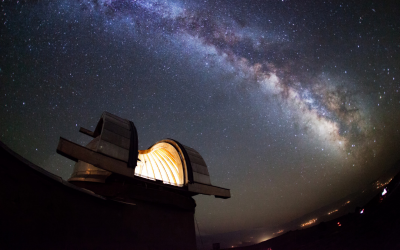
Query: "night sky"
1 0 400 244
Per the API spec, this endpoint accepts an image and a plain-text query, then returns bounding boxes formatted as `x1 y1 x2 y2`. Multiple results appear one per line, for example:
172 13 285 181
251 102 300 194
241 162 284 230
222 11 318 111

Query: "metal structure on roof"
57 111 230 199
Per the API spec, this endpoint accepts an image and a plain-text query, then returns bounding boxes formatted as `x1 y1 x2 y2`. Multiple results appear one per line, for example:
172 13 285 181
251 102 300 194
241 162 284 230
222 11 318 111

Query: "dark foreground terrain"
227 161 400 250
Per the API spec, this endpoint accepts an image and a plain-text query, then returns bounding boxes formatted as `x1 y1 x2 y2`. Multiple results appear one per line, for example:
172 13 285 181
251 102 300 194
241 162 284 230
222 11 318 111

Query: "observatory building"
0 112 230 250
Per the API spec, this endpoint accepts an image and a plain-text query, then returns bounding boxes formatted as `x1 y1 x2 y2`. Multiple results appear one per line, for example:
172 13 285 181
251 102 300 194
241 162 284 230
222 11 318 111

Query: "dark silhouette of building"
213 243 221 249
0 112 230 250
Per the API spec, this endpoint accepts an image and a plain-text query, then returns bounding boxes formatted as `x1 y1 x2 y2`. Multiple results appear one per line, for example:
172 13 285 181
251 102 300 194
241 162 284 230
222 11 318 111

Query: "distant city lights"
337 222 341 227
327 209 338 215
258 237 271 243
301 218 317 227
375 178 393 189
273 229 284 235
342 201 351 206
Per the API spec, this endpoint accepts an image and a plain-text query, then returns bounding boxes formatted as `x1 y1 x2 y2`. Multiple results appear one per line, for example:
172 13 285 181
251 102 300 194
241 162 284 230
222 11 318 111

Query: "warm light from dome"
135 142 185 186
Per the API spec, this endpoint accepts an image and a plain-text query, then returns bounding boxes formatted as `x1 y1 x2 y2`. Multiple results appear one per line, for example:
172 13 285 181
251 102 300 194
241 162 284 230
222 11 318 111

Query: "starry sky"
1 0 400 243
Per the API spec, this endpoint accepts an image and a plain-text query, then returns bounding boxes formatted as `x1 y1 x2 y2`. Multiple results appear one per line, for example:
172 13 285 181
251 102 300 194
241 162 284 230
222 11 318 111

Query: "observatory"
0 112 229 250
60 112 230 199
57 112 230 248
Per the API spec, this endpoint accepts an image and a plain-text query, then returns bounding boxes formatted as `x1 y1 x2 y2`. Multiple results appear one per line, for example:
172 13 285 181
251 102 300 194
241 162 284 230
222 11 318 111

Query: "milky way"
74 0 395 160
1 0 400 247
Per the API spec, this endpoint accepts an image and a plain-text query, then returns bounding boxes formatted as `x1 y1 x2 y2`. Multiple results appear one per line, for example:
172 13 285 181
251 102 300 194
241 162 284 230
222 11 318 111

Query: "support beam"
57 137 135 178
188 182 231 199
79 127 95 137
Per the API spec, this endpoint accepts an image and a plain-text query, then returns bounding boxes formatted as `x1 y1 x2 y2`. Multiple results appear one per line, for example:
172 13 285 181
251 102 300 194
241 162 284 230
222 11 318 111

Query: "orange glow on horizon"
342 201 350 206
301 218 317 227
273 229 284 235
327 209 338 215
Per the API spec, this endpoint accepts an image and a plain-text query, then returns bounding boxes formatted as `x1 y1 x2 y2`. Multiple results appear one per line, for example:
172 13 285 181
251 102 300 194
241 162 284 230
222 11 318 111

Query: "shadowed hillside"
225 160 400 250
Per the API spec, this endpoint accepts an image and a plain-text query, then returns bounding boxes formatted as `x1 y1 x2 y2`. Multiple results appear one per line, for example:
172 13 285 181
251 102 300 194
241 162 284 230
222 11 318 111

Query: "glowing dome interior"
136 141 186 186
